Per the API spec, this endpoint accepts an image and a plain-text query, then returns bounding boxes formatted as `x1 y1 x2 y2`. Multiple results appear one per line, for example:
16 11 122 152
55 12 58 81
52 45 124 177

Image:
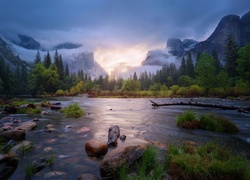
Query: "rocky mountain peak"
167 38 185 56
207 14 241 45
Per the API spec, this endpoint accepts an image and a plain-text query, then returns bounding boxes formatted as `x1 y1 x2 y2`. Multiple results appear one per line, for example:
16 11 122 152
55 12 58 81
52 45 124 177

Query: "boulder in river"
16 121 37 131
0 130 26 141
100 145 146 178
50 105 61 110
107 125 120 146
0 153 18 179
77 126 91 133
85 140 108 157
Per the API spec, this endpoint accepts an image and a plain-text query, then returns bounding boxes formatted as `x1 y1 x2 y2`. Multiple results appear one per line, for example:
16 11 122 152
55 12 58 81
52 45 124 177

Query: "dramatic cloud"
0 0 250 72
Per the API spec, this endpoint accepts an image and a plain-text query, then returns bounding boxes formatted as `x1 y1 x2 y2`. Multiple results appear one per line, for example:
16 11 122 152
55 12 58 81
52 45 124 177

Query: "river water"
2 96 249 179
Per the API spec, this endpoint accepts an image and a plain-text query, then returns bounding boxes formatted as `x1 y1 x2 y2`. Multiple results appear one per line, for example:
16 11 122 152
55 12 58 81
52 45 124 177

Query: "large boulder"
100 145 146 178
0 130 26 141
107 125 120 146
16 121 37 131
0 153 18 179
85 140 108 157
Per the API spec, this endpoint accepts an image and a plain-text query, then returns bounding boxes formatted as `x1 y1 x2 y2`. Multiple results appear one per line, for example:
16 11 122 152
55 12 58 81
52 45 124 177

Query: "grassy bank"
177 111 239 133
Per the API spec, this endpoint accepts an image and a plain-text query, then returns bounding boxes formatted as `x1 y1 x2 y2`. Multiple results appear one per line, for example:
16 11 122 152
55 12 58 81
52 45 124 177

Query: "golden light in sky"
95 44 164 75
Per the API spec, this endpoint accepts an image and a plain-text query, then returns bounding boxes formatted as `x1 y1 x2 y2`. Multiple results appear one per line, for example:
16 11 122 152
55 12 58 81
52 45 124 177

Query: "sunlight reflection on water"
5 96 250 179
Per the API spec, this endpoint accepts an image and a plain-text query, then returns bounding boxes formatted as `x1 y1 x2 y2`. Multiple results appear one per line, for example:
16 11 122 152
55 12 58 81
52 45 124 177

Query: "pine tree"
34 50 41 64
65 63 70 77
133 72 138 81
43 51 51 68
186 52 195 78
58 54 64 80
224 35 239 78
212 49 221 75
54 50 60 66
179 57 186 75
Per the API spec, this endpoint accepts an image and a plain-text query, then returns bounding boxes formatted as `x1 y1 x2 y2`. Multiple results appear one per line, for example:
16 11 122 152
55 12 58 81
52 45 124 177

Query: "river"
2 96 249 179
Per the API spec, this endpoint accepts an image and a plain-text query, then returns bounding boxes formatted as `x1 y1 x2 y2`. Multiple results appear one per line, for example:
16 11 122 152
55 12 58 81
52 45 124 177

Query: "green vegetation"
20 142 33 155
25 162 36 177
177 111 239 133
118 146 165 180
61 103 84 118
18 107 41 114
165 142 250 180
10 99 30 107
177 111 199 129
47 155 55 167
0 35 249 98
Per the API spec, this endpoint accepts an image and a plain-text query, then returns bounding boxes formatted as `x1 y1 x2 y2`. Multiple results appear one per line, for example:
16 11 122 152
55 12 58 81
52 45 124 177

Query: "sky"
0 0 250 73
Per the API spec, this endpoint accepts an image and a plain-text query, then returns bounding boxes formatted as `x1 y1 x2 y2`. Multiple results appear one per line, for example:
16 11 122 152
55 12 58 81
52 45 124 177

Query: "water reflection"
3 97 250 179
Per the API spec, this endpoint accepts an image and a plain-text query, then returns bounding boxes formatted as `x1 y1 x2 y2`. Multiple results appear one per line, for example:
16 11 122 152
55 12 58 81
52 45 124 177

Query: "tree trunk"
150 100 250 113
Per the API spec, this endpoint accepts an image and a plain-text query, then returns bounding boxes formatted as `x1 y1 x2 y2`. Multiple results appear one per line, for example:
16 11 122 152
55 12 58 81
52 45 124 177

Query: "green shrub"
61 103 84 118
18 107 41 114
177 111 239 133
177 111 199 129
176 87 188 96
199 114 239 133
199 114 224 132
166 142 250 180
170 85 180 95
55 89 65 96
11 99 30 107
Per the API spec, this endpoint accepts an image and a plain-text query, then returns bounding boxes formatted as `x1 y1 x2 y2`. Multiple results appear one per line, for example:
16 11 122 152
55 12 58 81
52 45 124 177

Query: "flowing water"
1 96 250 179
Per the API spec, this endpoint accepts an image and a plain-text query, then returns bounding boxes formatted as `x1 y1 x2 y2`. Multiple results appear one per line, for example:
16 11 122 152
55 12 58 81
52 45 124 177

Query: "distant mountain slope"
66 52 106 78
0 34 107 79
0 36 31 70
191 11 250 60
141 10 250 67
11 34 41 50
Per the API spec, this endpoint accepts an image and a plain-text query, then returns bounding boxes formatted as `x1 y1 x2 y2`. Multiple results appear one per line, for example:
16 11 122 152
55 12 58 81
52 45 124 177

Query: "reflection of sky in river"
4 97 250 179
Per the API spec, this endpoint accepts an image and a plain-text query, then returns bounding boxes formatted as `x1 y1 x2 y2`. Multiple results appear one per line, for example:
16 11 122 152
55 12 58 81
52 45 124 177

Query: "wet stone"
120 135 126 142
77 173 100 180
16 121 37 131
0 153 18 179
85 139 108 157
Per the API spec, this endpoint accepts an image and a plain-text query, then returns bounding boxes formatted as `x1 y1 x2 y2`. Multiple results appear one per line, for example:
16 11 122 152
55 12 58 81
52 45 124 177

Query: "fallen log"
150 100 250 113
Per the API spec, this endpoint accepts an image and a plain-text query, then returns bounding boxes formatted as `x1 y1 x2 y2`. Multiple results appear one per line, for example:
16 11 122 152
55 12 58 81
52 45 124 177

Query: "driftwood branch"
150 100 250 114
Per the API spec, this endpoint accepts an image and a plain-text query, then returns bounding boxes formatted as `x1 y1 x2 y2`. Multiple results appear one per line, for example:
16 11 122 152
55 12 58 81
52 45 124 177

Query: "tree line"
0 35 249 97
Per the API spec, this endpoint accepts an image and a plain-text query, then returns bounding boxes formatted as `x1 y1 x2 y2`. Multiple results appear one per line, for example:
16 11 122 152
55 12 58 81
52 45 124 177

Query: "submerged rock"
0 130 26 141
0 153 18 179
85 140 108 157
16 121 37 131
107 125 120 146
32 157 47 173
100 145 146 177
77 173 100 180
77 126 91 133
10 141 32 154
44 171 66 179
41 111 48 115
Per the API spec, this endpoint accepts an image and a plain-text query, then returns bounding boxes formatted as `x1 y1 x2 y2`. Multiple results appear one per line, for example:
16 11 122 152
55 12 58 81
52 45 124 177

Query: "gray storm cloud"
1 0 250 49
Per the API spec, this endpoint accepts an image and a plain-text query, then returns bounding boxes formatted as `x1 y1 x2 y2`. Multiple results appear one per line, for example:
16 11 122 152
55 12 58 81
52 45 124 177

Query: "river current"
1 96 249 179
